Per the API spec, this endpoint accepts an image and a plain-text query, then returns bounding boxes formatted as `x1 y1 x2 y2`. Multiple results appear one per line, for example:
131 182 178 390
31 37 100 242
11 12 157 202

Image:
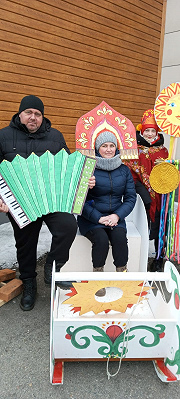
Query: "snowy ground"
0 222 52 269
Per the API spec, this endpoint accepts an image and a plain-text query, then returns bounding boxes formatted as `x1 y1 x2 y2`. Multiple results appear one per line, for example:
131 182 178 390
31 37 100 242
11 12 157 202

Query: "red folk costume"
124 109 168 227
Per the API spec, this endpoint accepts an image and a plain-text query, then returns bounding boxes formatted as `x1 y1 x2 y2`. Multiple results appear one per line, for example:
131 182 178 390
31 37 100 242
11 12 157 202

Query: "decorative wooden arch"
75 101 138 160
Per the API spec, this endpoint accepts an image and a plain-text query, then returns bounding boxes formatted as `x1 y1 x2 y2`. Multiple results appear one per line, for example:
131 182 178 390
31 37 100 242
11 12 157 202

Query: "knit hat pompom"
139 109 159 134
18 95 44 115
136 123 142 132
95 131 117 151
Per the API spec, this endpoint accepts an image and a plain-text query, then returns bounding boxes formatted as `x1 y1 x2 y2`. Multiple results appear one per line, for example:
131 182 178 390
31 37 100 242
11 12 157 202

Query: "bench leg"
153 359 177 382
52 360 64 384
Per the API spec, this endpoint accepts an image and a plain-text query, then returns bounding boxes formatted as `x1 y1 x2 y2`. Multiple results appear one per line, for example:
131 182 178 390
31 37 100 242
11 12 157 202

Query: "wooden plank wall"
0 0 165 152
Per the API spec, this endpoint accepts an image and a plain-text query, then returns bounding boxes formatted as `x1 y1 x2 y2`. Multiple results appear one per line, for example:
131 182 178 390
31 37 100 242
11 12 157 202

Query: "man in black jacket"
0 95 79 311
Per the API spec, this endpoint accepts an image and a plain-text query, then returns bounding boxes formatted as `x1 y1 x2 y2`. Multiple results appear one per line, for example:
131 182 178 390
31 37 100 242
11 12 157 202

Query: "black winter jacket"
0 114 70 163
77 163 136 235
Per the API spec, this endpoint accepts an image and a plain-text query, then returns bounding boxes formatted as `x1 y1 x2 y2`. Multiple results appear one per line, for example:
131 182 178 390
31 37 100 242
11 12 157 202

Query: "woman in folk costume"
124 109 168 272
77 131 136 296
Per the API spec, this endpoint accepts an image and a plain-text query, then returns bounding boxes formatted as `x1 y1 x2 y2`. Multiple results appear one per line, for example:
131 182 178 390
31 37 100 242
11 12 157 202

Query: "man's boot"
20 277 37 311
44 263 53 285
44 262 76 289
56 262 76 290
93 267 106 297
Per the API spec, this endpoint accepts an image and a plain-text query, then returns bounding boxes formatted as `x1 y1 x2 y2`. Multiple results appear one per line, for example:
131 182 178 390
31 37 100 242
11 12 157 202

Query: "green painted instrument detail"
0 150 96 222
73 157 96 214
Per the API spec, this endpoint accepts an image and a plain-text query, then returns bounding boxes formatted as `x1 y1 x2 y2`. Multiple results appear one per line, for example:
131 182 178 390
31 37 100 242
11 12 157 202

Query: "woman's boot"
116 265 127 272
93 267 106 296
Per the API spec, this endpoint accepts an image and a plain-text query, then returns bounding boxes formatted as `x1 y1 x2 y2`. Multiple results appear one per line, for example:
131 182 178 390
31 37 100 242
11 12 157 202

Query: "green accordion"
0 150 96 228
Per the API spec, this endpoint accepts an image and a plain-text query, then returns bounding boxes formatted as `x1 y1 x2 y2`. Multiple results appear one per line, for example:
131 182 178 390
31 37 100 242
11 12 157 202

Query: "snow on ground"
0 222 51 269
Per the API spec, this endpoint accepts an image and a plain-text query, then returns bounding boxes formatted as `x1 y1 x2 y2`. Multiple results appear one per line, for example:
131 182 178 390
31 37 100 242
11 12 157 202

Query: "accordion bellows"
0 150 96 228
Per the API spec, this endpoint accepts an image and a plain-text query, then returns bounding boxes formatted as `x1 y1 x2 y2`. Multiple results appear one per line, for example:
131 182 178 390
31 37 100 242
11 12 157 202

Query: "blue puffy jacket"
77 163 136 235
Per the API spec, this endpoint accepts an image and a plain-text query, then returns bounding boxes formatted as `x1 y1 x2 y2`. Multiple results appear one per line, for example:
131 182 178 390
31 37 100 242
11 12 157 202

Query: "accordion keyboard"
0 175 30 227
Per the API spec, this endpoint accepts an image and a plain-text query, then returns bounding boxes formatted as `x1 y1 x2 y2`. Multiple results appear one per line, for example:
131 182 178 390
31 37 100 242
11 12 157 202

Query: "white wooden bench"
63 194 149 273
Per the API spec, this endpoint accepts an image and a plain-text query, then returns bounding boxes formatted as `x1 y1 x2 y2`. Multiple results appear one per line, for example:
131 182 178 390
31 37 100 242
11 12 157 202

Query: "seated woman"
77 131 136 296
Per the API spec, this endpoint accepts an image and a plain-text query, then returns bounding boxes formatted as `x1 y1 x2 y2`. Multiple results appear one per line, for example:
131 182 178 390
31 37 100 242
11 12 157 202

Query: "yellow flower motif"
97 106 113 116
124 132 135 147
115 116 127 130
82 116 94 130
76 132 88 148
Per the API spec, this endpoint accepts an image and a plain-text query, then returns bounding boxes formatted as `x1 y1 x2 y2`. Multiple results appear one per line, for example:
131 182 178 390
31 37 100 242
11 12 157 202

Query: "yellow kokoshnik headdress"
75 101 138 160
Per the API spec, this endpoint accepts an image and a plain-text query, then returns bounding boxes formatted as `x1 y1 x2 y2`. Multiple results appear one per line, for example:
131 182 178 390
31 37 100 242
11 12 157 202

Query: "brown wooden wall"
0 0 165 152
